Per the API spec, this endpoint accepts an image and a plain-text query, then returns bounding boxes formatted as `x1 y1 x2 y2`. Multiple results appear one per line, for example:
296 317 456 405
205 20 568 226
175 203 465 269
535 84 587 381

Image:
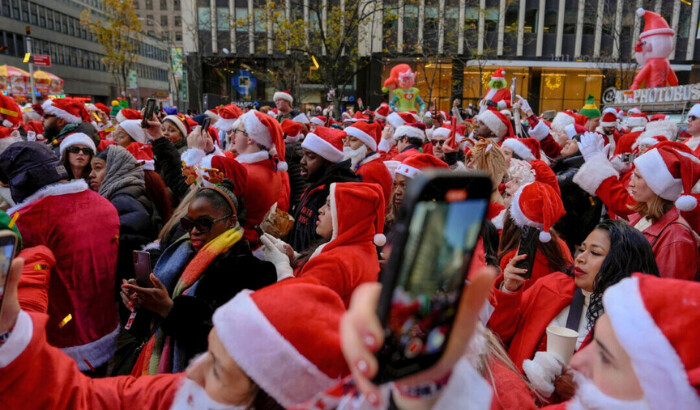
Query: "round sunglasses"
180 215 231 233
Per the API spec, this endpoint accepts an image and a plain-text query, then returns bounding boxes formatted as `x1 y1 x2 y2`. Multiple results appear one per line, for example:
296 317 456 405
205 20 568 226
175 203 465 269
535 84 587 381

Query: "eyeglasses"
234 128 248 137
689 116 698 122
43 114 56 119
180 215 231 233
66 146 94 155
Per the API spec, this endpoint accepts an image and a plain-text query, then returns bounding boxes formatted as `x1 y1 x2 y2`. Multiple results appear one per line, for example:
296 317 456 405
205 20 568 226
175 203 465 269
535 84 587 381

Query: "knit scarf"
137 227 243 375
98 145 145 200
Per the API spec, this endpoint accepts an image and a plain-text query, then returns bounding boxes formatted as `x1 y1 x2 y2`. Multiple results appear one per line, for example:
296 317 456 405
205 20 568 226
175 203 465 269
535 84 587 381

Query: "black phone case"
514 225 540 279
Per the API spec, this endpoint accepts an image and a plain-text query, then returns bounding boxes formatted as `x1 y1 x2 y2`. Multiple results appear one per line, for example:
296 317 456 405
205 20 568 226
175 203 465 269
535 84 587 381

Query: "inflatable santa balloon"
382 64 426 115
479 67 511 113
630 8 678 90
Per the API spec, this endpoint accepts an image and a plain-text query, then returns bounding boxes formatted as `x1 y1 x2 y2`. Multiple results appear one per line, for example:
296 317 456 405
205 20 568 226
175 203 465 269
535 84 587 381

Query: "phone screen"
0 232 18 317
133 250 152 287
142 99 156 128
514 225 539 279
375 195 487 382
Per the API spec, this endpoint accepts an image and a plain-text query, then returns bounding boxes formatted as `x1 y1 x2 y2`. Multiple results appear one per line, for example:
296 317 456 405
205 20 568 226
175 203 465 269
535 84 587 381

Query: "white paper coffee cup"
546 326 579 363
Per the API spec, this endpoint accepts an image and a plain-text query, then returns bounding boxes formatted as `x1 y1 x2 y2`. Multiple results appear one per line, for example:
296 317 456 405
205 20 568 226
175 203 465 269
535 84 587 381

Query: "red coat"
9 180 120 370
498 237 573 292
392 146 422 162
630 58 679 90
488 359 538 409
488 272 579 371
0 312 181 409
17 245 55 314
355 153 392 210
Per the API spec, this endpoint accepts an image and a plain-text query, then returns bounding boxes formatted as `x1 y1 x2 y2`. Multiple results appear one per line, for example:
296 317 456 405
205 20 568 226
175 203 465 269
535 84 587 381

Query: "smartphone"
621 153 635 163
141 98 156 128
133 250 152 288
201 117 211 134
373 171 491 384
514 225 539 279
0 231 19 318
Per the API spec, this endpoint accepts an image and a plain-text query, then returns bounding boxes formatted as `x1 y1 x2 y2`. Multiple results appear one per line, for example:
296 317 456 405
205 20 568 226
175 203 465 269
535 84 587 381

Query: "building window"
159 0 166 9
145 0 152 10
174 15 181 27
134 0 139 9
69 17 75 36
146 15 153 25
1 1 10 17
29 3 37 25
11 0 19 19
173 0 180 10
161 15 167 26
175 32 182 42
20 0 29 22
47 10 54 30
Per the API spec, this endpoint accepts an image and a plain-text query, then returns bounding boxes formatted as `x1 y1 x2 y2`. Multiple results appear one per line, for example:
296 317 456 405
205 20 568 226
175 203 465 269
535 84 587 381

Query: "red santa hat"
394 122 426 142
564 123 588 140
614 130 643 156
529 159 561 195
600 111 619 128
281 119 303 140
116 108 142 124
42 98 88 124
602 274 700 409
509 181 566 242
550 110 578 132
633 142 700 211
501 138 541 162
329 182 386 246
633 134 667 151
58 132 96 159
301 126 345 163
345 120 380 152
637 8 674 40
0 95 22 128
94 102 111 115
292 112 310 124
240 110 288 171
491 67 506 81
273 90 294 104
627 113 648 130
163 114 197 139
212 281 349 408
310 115 326 126
215 104 243 132
118 119 148 144
125 142 155 171
395 153 449 179
375 102 391 119
387 111 419 129
477 108 513 139
649 113 670 122
431 125 452 140
205 106 221 122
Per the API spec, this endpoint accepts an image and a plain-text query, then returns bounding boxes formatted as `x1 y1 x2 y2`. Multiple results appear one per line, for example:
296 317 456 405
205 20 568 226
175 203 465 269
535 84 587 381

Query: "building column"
210 0 217 53
574 0 585 57
630 0 643 58
248 0 254 54
687 0 700 60
438 0 445 53
670 0 681 60
555 0 565 57
477 0 485 55
284 0 290 55
418 0 425 53
497 0 505 55
457 0 465 54
304 0 309 49
181 0 198 54
267 3 273 55
516 0 526 56
612 0 622 60
398 0 404 53
536 0 545 56
321 0 327 55
593 0 604 57
230 0 236 54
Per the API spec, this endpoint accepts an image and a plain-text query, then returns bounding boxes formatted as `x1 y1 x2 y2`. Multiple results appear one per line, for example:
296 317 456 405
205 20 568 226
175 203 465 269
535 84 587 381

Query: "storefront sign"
610 83 700 105
128 70 138 89
232 70 256 96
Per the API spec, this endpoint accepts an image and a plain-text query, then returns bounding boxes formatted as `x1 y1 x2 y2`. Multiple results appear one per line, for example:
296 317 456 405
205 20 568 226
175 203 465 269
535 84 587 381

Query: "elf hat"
551 111 577 132
292 112 310 124
241 110 288 171
510 181 566 242
395 153 449 179
58 132 96 159
215 104 243 132
273 90 293 104
163 114 197 139
125 142 155 171
394 122 426 142
633 142 700 211
310 116 326 126
281 119 303 140
602 274 700 409
302 126 345 163
637 8 675 40
0 95 22 128
600 111 619 128
345 120 380 152
387 111 420 129
579 94 601 119
329 182 387 246
501 138 541 162
42 98 88 124
375 102 391 119
115 108 142 124
213 281 349 408
477 108 514 139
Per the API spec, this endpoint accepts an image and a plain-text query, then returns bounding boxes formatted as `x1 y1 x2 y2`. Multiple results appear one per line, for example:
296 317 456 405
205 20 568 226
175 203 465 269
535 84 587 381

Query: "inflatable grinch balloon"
479 67 511 113
382 64 426 115
630 8 678 90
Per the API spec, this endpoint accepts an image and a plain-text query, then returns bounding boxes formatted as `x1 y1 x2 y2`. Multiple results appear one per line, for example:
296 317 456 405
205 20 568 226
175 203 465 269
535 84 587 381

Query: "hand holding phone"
0 231 19 321
513 225 539 279
141 98 156 128
133 250 153 288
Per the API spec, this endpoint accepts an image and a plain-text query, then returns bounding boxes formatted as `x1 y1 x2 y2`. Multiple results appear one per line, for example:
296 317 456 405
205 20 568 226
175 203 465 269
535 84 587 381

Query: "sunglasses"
433 139 446 146
180 215 231 233
689 116 698 122
66 146 94 155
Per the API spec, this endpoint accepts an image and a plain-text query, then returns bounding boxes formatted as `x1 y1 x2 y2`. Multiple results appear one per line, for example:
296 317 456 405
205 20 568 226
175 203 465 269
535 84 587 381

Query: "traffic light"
25 26 31 35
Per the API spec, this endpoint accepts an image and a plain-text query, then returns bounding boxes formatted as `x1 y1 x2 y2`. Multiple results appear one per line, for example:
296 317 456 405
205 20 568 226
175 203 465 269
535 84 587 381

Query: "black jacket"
160 241 277 361
285 139 308 211
552 155 604 253
287 159 360 252
152 137 190 202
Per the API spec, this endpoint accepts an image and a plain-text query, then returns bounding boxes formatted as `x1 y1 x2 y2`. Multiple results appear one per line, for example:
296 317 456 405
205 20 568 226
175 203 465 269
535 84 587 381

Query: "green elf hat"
580 94 601 119
0 210 22 250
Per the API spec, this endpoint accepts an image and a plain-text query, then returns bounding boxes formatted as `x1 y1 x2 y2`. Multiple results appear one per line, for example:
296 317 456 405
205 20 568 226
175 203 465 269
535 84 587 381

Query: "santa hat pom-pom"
675 195 698 211
373 233 387 247
539 231 552 242
277 160 288 172
636 8 645 17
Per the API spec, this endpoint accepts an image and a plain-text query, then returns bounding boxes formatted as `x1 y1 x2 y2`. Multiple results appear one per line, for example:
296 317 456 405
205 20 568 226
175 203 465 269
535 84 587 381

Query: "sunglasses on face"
434 139 446 146
66 146 94 155
689 116 698 122
180 215 231 233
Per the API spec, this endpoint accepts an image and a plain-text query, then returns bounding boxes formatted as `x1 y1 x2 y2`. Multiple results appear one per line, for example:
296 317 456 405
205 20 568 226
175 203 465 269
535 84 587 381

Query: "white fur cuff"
572 152 618 196
529 120 550 141
181 148 207 167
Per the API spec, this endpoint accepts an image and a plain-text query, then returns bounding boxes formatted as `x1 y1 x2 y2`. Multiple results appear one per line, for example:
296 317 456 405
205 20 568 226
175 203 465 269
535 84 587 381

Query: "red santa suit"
8 180 120 371
355 153 393 210
392 145 422 162
296 182 384 307
630 58 679 90
17 245 55 314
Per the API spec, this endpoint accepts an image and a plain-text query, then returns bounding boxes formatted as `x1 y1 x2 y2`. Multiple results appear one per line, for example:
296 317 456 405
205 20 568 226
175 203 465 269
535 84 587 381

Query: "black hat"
0 141 69 203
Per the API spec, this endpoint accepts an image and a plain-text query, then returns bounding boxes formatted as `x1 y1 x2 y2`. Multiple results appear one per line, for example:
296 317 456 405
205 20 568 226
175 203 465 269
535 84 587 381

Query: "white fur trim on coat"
180 148 207 167
502 139 536 161
301 133 344 163
236 150 269 164
42 100 82 124
213 290 337 408
603 277 700 410
59 133 96 159
528 119 550 141
241 111 272 149
8 179 89 215
0 310 32 368
345 126 377 152
377 138 395 153
572 152 619 196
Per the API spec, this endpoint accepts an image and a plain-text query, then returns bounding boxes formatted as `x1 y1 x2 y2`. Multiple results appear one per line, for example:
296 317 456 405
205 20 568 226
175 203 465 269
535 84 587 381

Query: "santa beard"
567 371 651 410
170 377 248 410
343 145 368 168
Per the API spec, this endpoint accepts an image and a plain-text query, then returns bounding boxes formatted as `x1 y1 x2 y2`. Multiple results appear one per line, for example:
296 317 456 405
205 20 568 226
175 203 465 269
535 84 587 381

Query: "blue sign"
232 69 257 96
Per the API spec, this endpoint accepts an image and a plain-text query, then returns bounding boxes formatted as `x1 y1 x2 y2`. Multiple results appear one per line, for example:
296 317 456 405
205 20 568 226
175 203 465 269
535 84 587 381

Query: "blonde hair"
630 195 673 222
471 139 507 203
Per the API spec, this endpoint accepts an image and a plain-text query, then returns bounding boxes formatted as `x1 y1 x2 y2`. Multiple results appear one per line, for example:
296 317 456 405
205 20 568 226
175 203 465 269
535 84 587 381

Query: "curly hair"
583 219 659 329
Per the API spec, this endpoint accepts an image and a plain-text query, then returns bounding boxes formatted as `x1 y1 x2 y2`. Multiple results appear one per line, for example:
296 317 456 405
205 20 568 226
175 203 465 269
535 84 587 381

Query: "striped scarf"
136 227 243 375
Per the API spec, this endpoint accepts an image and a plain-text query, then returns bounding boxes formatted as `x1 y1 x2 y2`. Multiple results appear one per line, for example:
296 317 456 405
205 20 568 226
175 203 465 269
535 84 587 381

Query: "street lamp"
138 17 180 110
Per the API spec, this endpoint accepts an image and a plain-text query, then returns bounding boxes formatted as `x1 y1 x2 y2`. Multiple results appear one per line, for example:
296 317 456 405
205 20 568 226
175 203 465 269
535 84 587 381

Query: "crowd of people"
0 83 698 409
